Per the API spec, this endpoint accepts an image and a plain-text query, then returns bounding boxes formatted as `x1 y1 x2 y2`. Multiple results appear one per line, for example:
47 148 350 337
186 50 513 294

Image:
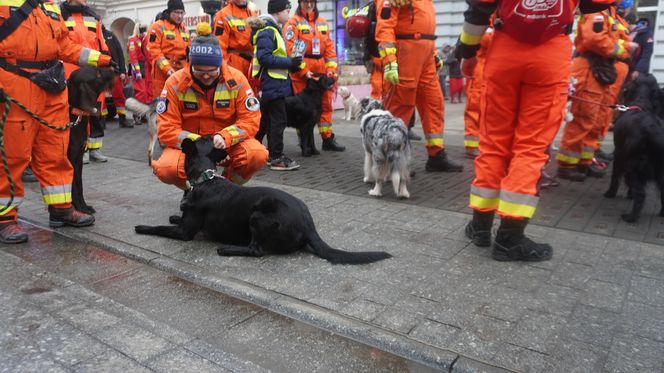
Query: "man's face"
170 9 185 24
274 7 291 24
192 65 220 86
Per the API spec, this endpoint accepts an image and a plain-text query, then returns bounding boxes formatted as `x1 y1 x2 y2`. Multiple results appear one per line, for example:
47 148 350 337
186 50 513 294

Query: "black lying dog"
67 67 116 214
604 74 664 222
135 136 392 265
285 74 335 156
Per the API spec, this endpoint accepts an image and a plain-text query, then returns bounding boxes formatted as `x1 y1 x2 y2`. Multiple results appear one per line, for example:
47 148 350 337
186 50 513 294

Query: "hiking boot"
557 167 586 182
0 222 28 244
579 163 606 178
48 206 95 228
539 170 560 189
118 116 133 128
270 155 300 171
426 150 463 172
322 134 346 152
408 128 422 141
464 210 494 247
89 149 108 163
21 167 38 183
595 149 613 163
492 218 552 262
83 151 90 164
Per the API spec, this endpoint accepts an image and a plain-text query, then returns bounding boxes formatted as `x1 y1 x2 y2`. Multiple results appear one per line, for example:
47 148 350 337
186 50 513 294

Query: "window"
335 0 365 65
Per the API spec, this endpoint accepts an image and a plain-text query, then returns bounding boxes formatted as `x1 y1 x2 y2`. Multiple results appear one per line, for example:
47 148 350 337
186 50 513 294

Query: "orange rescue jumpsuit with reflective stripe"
213 2 257 80
148 19 190 98
0 0 109 221
128 34 154 104
375 0 445 156
557 8 631 168
370 56 385 100
152 65 268 188
284 12 338 139
463 31 492 151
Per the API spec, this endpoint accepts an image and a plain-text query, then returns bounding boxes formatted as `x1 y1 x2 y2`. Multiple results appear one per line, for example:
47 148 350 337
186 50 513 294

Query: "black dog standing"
135 136 392 265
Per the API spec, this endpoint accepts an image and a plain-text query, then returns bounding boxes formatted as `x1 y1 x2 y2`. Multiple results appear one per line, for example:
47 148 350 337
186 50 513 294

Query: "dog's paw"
169 215 182 225
604 190 617 198
135 225 150 234
621 213 639 223
368 189 382 197
217 247 232 256
397 190 410 199
363 177 374 184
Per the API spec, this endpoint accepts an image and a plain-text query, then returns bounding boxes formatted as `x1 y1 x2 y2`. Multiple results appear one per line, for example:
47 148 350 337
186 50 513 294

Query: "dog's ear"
209 147 228 163
181 138 197 156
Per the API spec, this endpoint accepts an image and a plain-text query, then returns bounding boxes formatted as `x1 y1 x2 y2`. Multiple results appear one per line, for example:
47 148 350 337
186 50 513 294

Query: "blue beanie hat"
189 23 222 67
618 0 633 9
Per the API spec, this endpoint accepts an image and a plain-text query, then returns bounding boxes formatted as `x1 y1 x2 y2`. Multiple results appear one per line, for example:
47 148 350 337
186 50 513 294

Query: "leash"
0 93 82 214
569 95 641 112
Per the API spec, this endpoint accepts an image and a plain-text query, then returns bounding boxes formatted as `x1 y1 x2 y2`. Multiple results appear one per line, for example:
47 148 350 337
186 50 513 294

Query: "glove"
461 57 477 78
289 56 303 72
383 61 399 85
434 54 443 74
0 88 6 103
326 71 338 81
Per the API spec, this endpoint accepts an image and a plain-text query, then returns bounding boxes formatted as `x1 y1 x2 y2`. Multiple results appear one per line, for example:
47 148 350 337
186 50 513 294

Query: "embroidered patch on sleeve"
245 96 260 112
156 98 168 114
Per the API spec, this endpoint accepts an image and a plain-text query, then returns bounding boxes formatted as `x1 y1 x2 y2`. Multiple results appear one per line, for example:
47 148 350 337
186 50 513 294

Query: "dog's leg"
169 215 182 225
68 116 95 214
363 151 374 183
216 242 265 257
604 151 624 198
135 224 197 240
621 172 646 223
393 171 410 199
369 181 383 197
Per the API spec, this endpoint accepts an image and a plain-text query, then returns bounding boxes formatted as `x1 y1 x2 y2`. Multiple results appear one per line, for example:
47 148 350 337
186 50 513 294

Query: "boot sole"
464 225 492 247
492 244 553 262
0 236 28 244
49 219 95 228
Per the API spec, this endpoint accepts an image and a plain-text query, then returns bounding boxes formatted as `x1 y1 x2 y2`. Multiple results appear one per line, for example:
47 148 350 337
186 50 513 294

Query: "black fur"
135 136 392 265
285 74 335 156
67 67 116 214
604 74 664 222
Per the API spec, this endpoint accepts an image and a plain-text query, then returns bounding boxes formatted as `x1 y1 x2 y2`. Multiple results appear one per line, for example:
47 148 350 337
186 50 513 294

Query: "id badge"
312 38 321 55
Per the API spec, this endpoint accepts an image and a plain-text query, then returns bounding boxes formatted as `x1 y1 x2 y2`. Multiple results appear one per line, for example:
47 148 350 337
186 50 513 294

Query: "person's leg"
224 138 269 182
88 102 107 162
152 147 188 190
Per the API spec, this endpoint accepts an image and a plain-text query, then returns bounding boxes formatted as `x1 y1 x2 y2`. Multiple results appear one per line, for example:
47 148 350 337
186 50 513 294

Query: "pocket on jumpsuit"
571 89 602 121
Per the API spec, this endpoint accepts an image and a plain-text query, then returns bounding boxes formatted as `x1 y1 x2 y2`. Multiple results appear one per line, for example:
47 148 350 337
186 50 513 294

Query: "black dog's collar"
188 169 222 189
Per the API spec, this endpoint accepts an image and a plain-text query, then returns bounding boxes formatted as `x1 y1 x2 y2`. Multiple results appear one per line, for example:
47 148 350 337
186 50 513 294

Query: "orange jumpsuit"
460 0 612 219
152 65 268 188
213 2 257 79
369 56 385 100
128 34 153 104
463 31 493 152
284 11 338 139
557 8 631 168
62 8 108 151
148 19 190 98
0 0 109 222
375 0 445 156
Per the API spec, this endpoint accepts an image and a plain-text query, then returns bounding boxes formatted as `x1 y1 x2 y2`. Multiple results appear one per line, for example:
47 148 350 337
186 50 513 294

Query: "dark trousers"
256 97 287 159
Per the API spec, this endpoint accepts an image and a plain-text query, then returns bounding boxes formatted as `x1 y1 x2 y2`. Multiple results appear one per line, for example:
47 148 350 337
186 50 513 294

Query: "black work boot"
465 210 494 247
118 115 133 128
21 167 38 183
408 128 422 141
48 206 95 228
579 163 606 178
426 150 463 172
322 134 346 152
0 221 28 244
493 218 552 262
557 167 586 182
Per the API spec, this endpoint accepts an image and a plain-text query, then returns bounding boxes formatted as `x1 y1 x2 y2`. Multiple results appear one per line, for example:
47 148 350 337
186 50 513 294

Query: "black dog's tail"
305 230 392 265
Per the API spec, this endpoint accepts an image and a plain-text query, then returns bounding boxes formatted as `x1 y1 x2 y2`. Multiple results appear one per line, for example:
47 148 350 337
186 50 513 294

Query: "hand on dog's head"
181 136 229 181
68 67 116 116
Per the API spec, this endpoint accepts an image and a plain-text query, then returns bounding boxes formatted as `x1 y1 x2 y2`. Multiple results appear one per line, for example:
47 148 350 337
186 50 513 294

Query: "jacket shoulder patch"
245 96 260 112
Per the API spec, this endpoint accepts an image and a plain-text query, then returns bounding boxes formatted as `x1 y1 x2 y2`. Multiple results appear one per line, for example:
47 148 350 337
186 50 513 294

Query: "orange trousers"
152 138 268 189
464 68 484 150
292 57 335 139
226 53 252 81
384 39 445 156
470 33 570 219
591 61 629 151
370 57 385 100
0 82 74 221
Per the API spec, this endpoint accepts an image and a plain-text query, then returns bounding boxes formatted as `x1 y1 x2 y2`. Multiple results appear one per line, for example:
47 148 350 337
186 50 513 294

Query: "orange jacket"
61 9 108 77
375 0 437 64
213 3 257 60
128 34 149 74
284 12 337 78
148 19 190 75
157 65 260 150
575 7 631 60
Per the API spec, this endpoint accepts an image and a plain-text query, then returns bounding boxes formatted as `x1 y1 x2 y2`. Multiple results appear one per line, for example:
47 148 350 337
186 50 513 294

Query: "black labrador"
67 67 115 214
286 74 335 156
604 73 664 222
135 136 392 265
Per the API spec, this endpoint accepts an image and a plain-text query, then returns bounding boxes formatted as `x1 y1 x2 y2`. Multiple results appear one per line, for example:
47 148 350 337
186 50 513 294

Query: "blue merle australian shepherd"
359 98 412 199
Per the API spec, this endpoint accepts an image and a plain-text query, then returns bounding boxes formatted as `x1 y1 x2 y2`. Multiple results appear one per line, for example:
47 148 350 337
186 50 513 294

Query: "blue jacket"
251 15 293 102
632 25 654 74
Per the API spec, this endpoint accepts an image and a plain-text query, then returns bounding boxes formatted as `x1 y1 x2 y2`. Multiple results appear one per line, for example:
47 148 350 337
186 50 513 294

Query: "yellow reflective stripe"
87 50 100 67
176 90 198 103
84 21 97 29
296 24 311 31
555 152 580 165
469 194 499 210
87 137 103 149
614 40 626 58
64 20 76 28
460 31 482 46
177 131 201 147
379 47 397 58
425 134 444 147
228 19 246 27
0 197 23 215
41 185 72 205
213 89 239 101
157 57 170 70
0 205 17 216
43 3 60 13
101 108 108 116
464 139 479 148
163 30 176 37
318 124 332 134
325 61 337 69
316 25 328 32
223 125 247 146
0 0 25 7
117 108 126 115
498 200 536 219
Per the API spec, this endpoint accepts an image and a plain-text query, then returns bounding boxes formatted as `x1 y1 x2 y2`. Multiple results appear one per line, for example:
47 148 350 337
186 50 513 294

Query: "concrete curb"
21 218 515 373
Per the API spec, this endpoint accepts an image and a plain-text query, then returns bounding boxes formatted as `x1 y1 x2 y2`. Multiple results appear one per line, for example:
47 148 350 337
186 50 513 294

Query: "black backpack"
362 1 379 63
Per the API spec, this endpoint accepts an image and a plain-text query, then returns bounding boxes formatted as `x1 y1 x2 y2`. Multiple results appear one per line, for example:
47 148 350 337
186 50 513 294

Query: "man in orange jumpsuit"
463 30 493 159
152 23 268 190
0 0 112 243
61 0 109 162
128 24 153 106
375 0 462 172
148 0 191 99
458 0 612 261
213 0 257 79
284 0 345 152
556 3 635 181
